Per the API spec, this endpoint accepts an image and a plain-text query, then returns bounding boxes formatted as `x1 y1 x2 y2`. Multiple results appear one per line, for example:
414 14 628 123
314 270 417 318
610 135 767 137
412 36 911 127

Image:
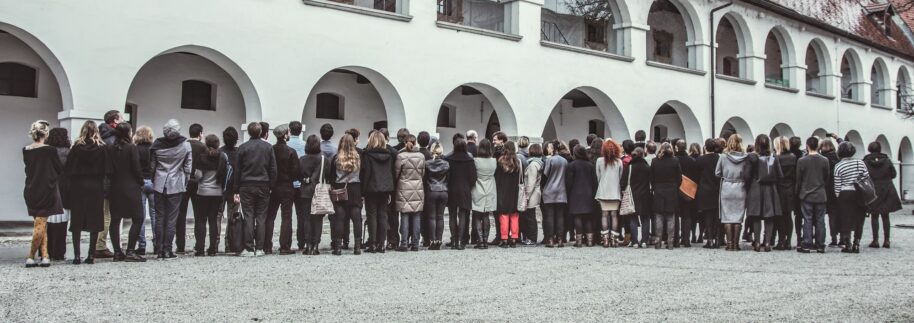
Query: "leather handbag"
620 165 636 216
310 155 335 215
517 159 528 212
330 182 349 203
679 175 697 200
854 162 878 206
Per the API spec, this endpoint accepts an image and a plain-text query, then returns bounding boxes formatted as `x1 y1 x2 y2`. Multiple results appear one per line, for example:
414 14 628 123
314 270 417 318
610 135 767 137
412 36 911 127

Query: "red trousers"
499 213 520 240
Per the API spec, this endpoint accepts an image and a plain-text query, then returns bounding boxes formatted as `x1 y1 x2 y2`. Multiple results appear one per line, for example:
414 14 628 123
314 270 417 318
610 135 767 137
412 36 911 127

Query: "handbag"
854 161 878 206
517 158 528 212
310 155 335 215
620 165 636 216
330 182 349 202
680 175 697 200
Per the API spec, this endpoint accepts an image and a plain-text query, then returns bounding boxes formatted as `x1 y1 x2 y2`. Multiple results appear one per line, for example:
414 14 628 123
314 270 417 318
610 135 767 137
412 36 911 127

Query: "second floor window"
316 93 344 120
0 62 37 98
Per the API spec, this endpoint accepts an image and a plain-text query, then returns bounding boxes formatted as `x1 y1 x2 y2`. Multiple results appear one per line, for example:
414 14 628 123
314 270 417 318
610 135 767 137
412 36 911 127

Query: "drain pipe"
710 1 733 139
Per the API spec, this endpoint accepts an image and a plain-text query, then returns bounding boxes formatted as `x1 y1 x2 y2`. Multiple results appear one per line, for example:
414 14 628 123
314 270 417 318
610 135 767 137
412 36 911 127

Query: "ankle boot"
585 234 594 247
332 240 342 256
573 234 583 248
840 239 852 253
851 239 860 253
621 233 631 247
353 241 362 255
545 238 555 248
601 234 610 248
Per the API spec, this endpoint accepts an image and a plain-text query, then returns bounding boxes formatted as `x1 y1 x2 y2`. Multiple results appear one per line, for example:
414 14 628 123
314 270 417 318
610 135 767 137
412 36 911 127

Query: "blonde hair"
75 120 104 146
656 142 674 159
774 136 790 156
133 126 154 145
430 142 444 159
818 138 836 153
29 120 50 142
366 130 387 150
336 134 360 173
724 134 743 153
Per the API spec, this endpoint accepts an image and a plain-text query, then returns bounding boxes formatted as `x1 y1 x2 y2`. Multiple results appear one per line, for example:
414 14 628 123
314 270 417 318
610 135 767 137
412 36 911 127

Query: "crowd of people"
19 111 904 267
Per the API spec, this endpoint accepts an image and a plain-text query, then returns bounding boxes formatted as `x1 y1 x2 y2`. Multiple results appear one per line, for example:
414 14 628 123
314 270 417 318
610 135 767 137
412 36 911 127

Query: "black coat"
446 153 476 209
864 153 902 214
776 154 798 215
676 151 698 205
746 154 783 218
23 145 63 217
823 151 839 214
108 143 144 220
272 142 300 189
137 143 153 180
694 153 720 212
298 153 333 199
650 156 682 215
55 147 72 209
361 147 396 194
621 156 652 217
565 159 598 215
66 142 108 233
494 163 520 214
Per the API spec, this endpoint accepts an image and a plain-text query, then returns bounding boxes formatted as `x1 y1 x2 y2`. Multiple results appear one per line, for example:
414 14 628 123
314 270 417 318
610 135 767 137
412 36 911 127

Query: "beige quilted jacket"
395 149 426 213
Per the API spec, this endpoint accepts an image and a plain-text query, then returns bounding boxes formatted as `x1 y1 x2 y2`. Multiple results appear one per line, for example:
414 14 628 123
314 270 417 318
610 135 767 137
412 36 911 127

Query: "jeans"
240 185 271 252
266 186 295 252
499 213 520 240
448 206 470 244
193 195 222 253
541 203 566 242
364 194 389 247
154 192 183 253
139 179 156 251
801 201 827 249
653 213 675 245
424 192 447 241
399 212 421 247
472 211 491 243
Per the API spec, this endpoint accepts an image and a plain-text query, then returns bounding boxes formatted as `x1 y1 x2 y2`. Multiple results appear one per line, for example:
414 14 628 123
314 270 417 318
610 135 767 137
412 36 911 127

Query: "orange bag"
680 175 697 200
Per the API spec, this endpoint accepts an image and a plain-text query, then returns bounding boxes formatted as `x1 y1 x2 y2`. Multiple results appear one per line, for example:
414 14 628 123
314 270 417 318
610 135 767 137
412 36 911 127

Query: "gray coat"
150 137 193 195
472 158 497 212
595 158 623 201
542 156 568 204
715 152 751 224
523 157 543 208
395 150 426 213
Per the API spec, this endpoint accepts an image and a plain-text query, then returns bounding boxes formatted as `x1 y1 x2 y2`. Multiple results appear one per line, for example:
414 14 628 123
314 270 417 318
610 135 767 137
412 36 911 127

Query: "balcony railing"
328 0 397 13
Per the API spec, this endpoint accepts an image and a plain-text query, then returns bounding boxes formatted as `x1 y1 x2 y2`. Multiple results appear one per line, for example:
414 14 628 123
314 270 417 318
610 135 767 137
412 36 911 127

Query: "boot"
585 234 594 247
869 240 880 248
332 240 342 256
557 238 565 248
353 241 362 255
509 239 516 248
851 239 860 254
883 241 891 249
545 238 555 248
601 234 610 248
840 239 852 253
621 233 631 247
573 234 583 248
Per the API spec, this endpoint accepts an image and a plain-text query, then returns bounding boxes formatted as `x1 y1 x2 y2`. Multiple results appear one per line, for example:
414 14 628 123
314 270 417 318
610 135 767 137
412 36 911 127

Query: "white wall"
436 88 498 151
302 72 387 147
127 53 245 141
650 113 685 142
543 100 606 142
0 33 62 221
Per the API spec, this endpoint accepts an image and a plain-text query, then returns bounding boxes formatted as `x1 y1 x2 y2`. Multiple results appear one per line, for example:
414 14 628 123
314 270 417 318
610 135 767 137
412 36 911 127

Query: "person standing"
520 143 543 246
319 123 336 159
218 127 240 254
621 148 652 248
22 120 61 267
650 143 682 250
774 136 798 250
233 122 277 257
329 134 363 255
796 137 829 253
361 131 396 253
149 120 192 259
177 123 206 254
542 141 569 247
471 139 497 249
494 141 521 248
394 135 426 251
94 110 121 259
716 134 751 251
297 135 333 255
445 138 475 250
674 140 698 248
287 121 308 251
134 127 155 255
263 124 300 255
107 122 146 262
466 130 478 157
424 142 449 250
745 135 783 252
193 135 227 256
695 139 721 249
595 139 623 247
566 145 598 248
833 142 869 254
863 141 902 248
67 121 109 264
819 139 841 247
45 128 71 261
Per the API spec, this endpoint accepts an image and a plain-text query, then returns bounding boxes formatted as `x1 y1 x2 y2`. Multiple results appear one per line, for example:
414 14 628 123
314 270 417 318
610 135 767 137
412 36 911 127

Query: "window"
722 57 738 77
125 103 138 128
373 121 387 130
652 31 673 64
437 0 463 23
0 62 37 98
181 80 215 111
373 0 396 12
316 93 344 120
585 20 606 44
588 119 605 139
437 105 456 128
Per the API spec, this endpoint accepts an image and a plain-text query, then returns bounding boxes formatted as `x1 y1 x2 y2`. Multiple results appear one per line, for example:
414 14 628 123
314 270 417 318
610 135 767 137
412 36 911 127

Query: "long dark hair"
305 135 321 155
114 122 133 147
46 128 71 148
498 141 519 173
205 134 220 158
477 138 493 158
755 134 771 156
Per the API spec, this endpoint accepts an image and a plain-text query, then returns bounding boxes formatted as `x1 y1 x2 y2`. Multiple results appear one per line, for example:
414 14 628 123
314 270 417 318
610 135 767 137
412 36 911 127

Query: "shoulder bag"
310 156 336 215
854 161 878 206
620 165 637 216
517 158 528 212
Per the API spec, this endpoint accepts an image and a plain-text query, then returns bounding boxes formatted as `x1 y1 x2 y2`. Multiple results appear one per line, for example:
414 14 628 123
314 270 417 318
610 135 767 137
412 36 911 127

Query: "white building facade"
1 0 913 221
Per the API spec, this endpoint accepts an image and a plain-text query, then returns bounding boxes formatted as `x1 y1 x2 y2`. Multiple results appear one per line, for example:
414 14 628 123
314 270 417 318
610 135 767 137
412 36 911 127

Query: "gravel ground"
1 212 913 322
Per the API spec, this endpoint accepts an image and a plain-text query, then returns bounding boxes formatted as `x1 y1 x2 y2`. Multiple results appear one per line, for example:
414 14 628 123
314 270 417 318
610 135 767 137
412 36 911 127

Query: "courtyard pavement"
0 210 913 322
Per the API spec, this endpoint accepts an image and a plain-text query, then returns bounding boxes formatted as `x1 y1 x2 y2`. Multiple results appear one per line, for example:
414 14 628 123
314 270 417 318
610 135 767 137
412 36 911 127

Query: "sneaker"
521 239 535 246
237 250 255 257
25 258 37 268
254 250 265 257
125 252 147 262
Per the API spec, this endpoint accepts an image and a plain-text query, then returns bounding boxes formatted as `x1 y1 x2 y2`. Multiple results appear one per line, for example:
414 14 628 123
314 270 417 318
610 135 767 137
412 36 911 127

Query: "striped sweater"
833 159 869 196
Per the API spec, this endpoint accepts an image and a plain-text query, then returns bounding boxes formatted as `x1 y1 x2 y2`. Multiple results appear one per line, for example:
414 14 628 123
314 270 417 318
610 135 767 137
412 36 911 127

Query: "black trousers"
193 195 222 253
448 206 470 244
240 185 271 252
472 211 491 243
871 212 891 242
387 198 399 245
837 190 866 242
47 221 68 259
365 193 389 246
676 201 695 243
177 184 197 251
542 203 566 241
294 193 309 249
266 186 295 252
424 191 447 241
700 208 720 243
520 207 538 242
332 204 362 242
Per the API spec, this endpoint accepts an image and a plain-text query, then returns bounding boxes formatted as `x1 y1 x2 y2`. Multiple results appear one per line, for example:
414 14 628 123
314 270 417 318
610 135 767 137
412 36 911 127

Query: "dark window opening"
373 121 387 130
585 19 607 50
181 80 215 111
652 30 673 64
316 93 344 120
0 62 37 98
588 119 605 139
437 105 456 128
722 57 738 77
125 103 138 128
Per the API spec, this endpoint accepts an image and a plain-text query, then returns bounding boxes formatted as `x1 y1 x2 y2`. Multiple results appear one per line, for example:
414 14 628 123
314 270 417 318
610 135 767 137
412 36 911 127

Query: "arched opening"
812 128 828 138
897 66 912 111
720 117 752 141
844 130 864 158
0 27 67 221
541 0 629 55
840 50 863 101
303 67 406 145
804 39 831 95
647 0 698 69
871 58 890 106
769 123 795 139
541 86 630 143
648 100 702 144
875 134 893 160
715 12 752 79
899 137 914 200
436 83 517 150
764 27 794 87
127 51 249 139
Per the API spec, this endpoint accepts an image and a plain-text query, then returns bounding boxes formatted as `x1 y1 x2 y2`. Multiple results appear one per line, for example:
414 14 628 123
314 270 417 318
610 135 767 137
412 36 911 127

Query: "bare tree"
564 0 613 22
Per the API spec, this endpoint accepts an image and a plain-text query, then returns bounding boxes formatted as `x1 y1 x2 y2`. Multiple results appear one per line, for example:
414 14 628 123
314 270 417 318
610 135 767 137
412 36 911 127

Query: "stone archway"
720 116 752 142
649 100 703 144
541 86 630 142
435 83 517 150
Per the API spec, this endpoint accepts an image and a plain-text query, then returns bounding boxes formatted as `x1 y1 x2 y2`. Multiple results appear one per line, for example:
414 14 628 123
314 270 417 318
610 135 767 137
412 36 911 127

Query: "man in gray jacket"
150 119 193 259
796 137 830 253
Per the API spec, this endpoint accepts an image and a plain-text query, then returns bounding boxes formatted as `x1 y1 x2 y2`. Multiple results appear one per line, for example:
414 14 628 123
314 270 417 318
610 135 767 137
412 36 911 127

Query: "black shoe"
157 252 167 260
410 245 419 252
113 251 126 262
851 242 860 254
332 249 342 256
207 250 217 257
396 244 408 252
457 243 466 250
365 244 377 253
125 252 147 262
84 257 95 265
521 239 535 246
72 258 81 265
421 240 430 248
194 250 205 257
166 251 177 259
489 238 501 245
342 241 350 250
135 248 146 256
796 247 810 253
816 248 826 254
509 239 517 248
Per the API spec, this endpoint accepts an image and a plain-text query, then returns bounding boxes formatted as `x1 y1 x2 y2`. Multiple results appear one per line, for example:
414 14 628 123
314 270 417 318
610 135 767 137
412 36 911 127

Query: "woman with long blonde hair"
361 130 395 253
330 134 363 255
65 120 108 264
715 134 751 251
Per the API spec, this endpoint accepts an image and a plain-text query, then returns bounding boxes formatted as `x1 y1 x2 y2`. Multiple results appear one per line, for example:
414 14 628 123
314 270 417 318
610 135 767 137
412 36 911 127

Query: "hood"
864 153 891 167
426 158 450 173
99 123 116 140
364 148 392 162
446 152 474 162
527 156 543 165
726 152 748 163
151 135 187 150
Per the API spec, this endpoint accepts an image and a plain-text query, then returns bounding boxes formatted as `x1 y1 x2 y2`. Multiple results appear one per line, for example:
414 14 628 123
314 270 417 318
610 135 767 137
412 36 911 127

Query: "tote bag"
620 166 636 216
854 161 878 206
310 155 335 215
517 158 528 212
